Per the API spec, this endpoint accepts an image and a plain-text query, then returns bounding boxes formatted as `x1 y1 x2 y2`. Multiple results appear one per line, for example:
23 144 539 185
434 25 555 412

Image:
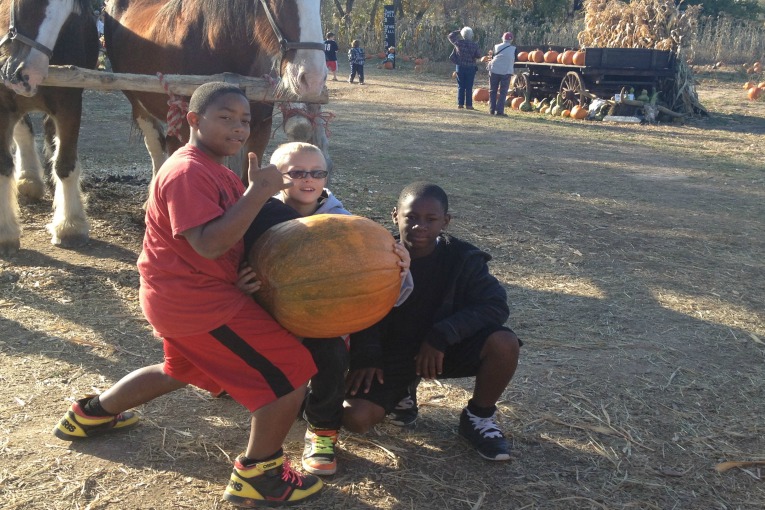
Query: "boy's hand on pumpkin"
246 152 292 196
235 264 261 294
415 343 444 379
393 242 410 278
345 368 384 395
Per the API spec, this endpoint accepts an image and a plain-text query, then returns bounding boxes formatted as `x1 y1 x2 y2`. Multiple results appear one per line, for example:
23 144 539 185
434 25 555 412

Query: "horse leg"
14 115 46 201
242 103 275 184
305 104 333 176
129 97 167 178
45 104 89 248
0 114 21 256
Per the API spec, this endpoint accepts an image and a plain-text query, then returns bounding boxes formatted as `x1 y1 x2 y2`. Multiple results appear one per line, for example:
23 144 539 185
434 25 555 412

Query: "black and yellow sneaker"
53 396 139 440
224 453 323 507
302 428 338 475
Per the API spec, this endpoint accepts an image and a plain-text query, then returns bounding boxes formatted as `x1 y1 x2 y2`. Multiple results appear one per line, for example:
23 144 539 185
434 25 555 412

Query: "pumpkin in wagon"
247 214 402 338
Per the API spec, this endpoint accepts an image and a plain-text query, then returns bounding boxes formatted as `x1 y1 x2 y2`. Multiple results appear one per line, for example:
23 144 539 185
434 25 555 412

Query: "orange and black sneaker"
302 428 338 475
223 452 323 507
53 396 139 440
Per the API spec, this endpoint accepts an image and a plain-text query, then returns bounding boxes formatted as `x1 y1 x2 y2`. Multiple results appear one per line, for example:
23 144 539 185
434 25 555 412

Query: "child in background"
266 142 411 476
343 182 522 462
53 82 323 507
324 32 339 81
381 46 396 67
348 40 365 85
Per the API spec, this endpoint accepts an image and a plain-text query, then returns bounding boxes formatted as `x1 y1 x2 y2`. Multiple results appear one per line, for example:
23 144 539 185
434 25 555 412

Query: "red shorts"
162 299 316 412
326 60 337 72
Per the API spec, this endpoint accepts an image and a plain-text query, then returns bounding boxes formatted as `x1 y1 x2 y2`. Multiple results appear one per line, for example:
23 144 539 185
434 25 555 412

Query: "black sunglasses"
283 170 329 179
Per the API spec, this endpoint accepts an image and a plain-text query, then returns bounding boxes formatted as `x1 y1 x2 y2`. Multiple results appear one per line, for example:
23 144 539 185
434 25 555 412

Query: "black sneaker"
458 408 511 461
388 389 418 427
224 452 323 507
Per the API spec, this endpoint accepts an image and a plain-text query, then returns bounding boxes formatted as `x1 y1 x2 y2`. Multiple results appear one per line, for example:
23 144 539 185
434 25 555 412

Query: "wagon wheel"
511 72 529 98
559 71 587 110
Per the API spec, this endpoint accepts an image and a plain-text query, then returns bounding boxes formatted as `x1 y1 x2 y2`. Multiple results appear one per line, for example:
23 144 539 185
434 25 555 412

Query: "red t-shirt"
138 145 250 337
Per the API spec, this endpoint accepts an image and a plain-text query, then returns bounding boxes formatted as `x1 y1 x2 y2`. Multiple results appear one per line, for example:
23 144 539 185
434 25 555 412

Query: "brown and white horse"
0 0 98 255
104 0 327 180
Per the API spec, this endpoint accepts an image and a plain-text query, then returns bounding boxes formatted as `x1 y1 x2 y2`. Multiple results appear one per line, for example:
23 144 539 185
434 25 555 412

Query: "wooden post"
41 65 329 104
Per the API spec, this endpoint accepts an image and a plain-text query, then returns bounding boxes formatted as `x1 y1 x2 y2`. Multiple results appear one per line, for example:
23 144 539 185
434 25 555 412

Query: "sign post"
383 5 395 68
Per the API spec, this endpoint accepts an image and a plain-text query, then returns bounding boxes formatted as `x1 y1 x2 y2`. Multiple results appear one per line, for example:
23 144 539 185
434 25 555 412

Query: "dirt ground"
1 64 764 509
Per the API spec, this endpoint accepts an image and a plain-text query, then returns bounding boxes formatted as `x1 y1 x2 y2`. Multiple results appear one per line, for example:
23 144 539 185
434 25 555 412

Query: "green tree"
682 0 763 19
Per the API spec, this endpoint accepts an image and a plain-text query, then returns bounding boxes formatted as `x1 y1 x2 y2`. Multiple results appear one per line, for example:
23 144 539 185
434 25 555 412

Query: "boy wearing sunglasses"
254 142 411 477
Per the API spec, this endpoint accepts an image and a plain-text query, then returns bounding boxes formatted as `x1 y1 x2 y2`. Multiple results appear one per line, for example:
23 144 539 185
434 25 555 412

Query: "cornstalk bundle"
578 0 706 115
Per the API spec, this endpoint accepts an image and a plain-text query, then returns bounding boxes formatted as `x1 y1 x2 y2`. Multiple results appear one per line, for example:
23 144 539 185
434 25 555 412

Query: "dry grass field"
1 63 763 509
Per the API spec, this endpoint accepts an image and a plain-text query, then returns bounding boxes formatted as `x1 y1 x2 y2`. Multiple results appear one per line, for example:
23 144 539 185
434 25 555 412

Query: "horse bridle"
0 0 55 58
257 0 323 55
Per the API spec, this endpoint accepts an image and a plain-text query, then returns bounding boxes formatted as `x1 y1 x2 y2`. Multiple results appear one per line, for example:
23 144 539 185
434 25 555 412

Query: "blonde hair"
351 39 360 48
269 142 326 172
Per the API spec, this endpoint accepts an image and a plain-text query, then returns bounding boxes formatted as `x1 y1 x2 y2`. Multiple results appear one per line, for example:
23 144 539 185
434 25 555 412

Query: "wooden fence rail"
41 65 329 104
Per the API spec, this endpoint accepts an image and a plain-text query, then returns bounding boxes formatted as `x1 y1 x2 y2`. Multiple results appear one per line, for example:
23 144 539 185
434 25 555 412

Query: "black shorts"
349 326 520 413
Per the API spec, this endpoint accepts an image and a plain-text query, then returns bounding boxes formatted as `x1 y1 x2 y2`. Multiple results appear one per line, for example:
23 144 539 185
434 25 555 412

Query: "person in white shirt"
488 32 516 117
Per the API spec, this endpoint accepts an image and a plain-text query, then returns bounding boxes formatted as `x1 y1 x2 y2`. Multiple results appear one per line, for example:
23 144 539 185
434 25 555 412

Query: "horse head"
0 0 90 96
259 0 326 99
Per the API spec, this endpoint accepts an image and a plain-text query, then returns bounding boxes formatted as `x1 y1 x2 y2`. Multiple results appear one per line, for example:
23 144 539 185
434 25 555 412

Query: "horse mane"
157 0 259 49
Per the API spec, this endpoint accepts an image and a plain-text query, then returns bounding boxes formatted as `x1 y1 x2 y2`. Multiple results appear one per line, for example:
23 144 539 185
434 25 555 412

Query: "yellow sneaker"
53 396 139 440
224 452 323 507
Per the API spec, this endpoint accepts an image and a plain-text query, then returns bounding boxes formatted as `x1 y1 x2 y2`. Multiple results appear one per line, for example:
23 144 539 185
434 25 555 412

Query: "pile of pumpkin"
471 88 590 119
516 49 586 66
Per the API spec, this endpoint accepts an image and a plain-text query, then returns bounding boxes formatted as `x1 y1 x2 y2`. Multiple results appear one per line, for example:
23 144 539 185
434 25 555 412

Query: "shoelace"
394 395 415 410
280 457 304 487
468 413 504 439
310 433 336 455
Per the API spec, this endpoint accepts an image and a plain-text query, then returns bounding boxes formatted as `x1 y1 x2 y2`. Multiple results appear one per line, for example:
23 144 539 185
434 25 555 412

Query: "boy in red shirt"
53 82 323 507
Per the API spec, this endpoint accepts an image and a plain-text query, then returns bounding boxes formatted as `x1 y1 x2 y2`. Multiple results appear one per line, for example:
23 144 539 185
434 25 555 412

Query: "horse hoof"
51 233 89 249
16 178 46 201
0 239 21 257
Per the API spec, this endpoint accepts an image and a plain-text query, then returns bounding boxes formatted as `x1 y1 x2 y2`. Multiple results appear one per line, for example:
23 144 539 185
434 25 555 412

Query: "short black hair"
398 182 449 213
188 82 247 115
326 32 335 38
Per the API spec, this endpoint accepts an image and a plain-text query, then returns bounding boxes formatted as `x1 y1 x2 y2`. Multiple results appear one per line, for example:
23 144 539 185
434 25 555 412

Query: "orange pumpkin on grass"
511 97 524 110
747 86 763 101
383 61 393 69
570 105 588 119
473 88 490 102
247 215 402 338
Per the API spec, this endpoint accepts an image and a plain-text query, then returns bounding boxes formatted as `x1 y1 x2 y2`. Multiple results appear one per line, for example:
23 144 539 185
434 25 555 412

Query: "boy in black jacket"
343 182 521 461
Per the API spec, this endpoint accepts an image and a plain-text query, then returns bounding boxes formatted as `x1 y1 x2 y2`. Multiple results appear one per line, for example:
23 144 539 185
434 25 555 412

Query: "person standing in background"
488 32 516 117
348 40 366 85
448 27 482 110
324 32 339 81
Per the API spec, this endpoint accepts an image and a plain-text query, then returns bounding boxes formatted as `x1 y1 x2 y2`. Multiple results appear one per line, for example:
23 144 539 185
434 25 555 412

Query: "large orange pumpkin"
562 50 575 65
748 86 763 101
529 50 545 63
511 96 524 110
544 50 559 63
517 51 529 62
573 50 586 66
247 214 401 338
473 87 490 102
383 61 394 69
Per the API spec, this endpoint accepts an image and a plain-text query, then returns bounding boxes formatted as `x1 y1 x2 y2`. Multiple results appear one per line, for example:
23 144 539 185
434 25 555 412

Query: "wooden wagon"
511 46 676 110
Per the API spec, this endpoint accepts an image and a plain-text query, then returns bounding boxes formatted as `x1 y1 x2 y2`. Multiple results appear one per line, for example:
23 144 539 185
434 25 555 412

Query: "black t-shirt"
384 241 450 363
324 40 339 61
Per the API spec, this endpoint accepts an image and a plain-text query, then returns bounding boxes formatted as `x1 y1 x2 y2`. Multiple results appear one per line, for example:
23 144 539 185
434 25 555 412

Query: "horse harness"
256 0 323 56
0 0 55 59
